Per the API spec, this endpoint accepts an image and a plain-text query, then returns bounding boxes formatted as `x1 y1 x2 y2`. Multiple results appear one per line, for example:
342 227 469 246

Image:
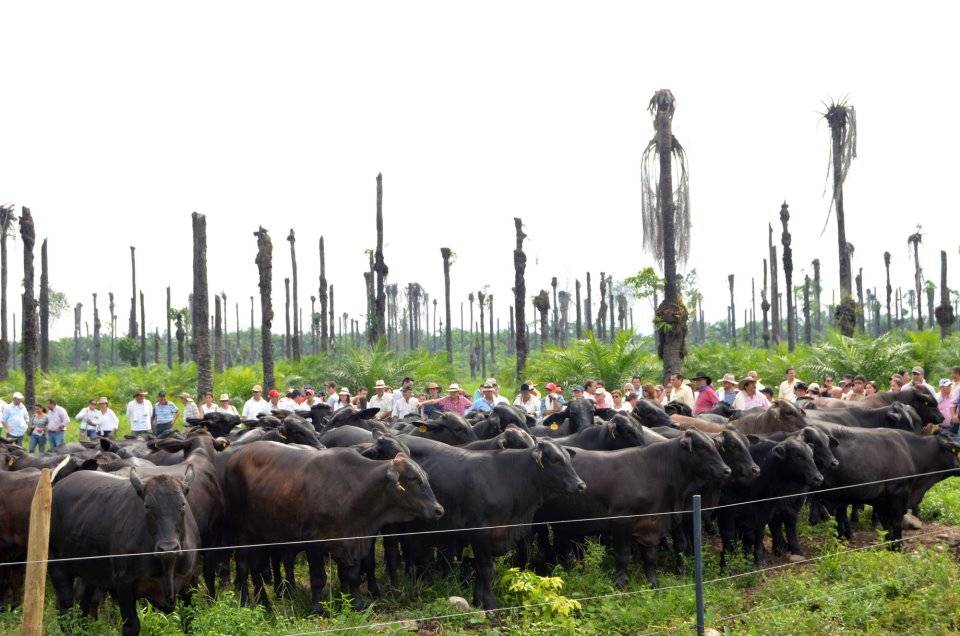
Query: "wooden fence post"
21 467 52 636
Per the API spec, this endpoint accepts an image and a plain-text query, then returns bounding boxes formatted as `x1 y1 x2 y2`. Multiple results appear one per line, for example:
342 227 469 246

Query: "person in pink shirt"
732 378 770 411
427 383 473 417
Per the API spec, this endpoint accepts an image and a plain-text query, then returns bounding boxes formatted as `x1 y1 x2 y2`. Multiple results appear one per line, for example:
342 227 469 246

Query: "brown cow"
731 400 809 435
670 414 728 434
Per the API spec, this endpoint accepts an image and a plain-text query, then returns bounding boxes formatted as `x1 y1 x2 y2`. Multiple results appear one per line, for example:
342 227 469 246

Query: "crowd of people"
3 363 960 448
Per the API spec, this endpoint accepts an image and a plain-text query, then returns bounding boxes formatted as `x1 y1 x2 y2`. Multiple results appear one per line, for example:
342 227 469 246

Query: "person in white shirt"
661 373 695 409
746 371 765 392
2 392 30 443
778 368 800 402
367 380 394 420
296 388 323 412
393 377 415 410
333 388 353 412
513 383 542 417
393 386 420 420
199 392 217 416
611 390 632 413
324 381 339 408
242 385 271 419
216 393 239 416
733 379 771 411
125 390 153 434
92 397 120 438
75 398 99 439
277 389 299 412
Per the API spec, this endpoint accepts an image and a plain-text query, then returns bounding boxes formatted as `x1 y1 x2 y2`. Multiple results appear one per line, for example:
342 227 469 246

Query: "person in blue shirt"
2 392 30 445
467 383 498 415
152 390 180 435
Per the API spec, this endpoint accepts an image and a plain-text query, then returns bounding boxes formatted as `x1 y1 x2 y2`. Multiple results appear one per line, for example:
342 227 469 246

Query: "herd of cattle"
1 384 959 635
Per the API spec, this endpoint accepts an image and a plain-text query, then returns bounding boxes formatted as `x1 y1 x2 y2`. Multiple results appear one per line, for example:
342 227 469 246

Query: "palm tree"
0 204 15 379
936 250 954 338
20 207 37 410
780 203 796 350
640 89 690 378
477 290 487 377
574 279 582 339
254 226 274 390
287 229 301 360
768 224 780 344
93 293 101 373
373 173 388 343
533 290 550 351
761 259 770 348
214 294 224 372
883 251 893 332
908 227 924 330
73 302 82 369
513 218 528 382
441 248 453 364
192 212 212 398
128 246 138 339
318 236 328 353
823 100 858 336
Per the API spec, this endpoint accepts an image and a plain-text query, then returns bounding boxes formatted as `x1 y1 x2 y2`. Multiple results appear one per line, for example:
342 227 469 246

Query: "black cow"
810 422 960 543
404 412 478 445
50 467 198 636
814 386 943 425
538 430 730 587
631 399 674 428
321 407 383 431
229 414 324 449
551 414 646 451
224 442 442 613
805 402 922 433
393 436 584 609
186 411 242 438
530 398 596 437
731 400 809 435
470 404 534 439
718 435 823 565
462 425 535 450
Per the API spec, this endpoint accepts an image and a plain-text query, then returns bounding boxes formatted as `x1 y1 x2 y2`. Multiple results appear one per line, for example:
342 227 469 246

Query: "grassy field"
1 478 958 635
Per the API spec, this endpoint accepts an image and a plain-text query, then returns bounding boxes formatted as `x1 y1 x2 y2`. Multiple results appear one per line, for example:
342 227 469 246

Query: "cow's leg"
383 535 401 590
49 566 74 614
640 544 659 588
282 548 298 597
850 503 862 527
785 510 803 555
249 550 272 611
234 549 251 605
513 537 529 569
202 552 218 597
834 503 852 540
114 588 140 636
670 523 686 576
611 525 632 588
336 560 366 611
362 541 381 598
470 543 497 611
305 547 328 615
769 513 787 556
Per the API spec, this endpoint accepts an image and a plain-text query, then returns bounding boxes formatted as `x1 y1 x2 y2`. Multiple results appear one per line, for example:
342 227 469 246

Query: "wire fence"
279 527 950 635
2 466 955 569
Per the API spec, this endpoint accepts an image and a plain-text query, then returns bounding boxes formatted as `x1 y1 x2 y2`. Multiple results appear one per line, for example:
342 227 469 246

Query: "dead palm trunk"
597 272 607 341
825 102 857 335
856 269 865 332
128 246 138 339
574 279 582 339
728 274 736 346
780 203 796 350
585 272 593 333
254 226 274 390
329 284 335 348
768 225 780 344
0 205 14 379
477 291 487 378
93 293 102 373
812 259 822 335
926 282 936 331
936 250 954 338
165 287 172 368
533 290 550 351
39 239 49 372
153 329 160 364
318 237 328 353
761 259 770 348
214 294 224 372
193 213 212 398
551 277 559 342
608 275 615 340
286 229 301 360
139 291 146 366
468 292 475 347
373 173 388 343
108 292 116 366
441 248 453 364
20 208 37 409
750 277 757 345
488 295 494 365
514 218 528 382
310 295 317 354
73 303 82 369
175 311 185 364
283 277 291 358
642 90 691 379
803 275 812 345
908 229 924 330
559 291 571 344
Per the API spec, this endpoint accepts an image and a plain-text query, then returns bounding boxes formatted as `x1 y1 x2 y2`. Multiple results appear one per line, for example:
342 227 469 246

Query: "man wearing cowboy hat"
242 384 271 419
126 389 153 435
368 380 394 420
2 391 29 444
717 373 739 406
422 382 443 418
733 377 770 411
467 383 499 415
216 393 239 416
513 383 542 417
691 372 719 415
393 385 420 420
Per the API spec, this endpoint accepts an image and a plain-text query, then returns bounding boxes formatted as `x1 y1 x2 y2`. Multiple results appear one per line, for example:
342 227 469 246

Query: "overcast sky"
2 2 958 339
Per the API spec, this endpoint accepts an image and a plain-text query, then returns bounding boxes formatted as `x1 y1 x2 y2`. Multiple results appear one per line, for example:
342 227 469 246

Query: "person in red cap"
543 382 566 415
267 388 281 410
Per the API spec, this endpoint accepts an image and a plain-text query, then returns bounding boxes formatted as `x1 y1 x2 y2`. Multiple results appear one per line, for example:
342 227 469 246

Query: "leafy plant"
499 567 581 631
803 331 913 384
525 330 660 389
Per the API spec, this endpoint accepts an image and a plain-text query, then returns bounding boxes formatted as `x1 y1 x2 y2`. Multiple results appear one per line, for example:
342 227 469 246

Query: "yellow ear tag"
397 482 406 492
550 423 559 431
6 457 13 466
418 426 428 433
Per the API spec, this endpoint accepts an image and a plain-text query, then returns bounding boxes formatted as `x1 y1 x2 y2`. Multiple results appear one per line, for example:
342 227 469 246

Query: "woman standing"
334 387 352 412
28 405 48 453
93 397 120 438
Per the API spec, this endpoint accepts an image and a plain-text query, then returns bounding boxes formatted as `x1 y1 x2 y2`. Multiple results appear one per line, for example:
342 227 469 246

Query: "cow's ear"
712 435 725 451
80 458 100 471
372 429 385 441
680 431 693 452
497 436 508 449
828 435 839 448
129 469 146 498
532 442 544 468
564 446 577 458
182 464 196 494
542 411 568 427
746 434 762 445
772 443 787 460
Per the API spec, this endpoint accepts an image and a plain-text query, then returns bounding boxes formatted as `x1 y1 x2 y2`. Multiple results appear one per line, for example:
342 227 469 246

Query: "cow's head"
715 429 759 480
632 399 673 428
793 426 840 471
900 386 944 425
607 414 646 449
279 415 325 448
409 412 477 445
679 429 731 481
385 453 444 521
771 400 808 431
360 430 411 460
495 425 536 449
885 402 923 433
771 436 823 487
531 437 586 494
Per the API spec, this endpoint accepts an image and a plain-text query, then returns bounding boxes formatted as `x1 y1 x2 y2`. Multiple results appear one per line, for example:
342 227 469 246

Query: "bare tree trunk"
39 239 49 372
488 295 494 365
513 218 528 383
0 205 13 379
139 291 146 366
936 250 954 338
551 277 559 342
812 259 822 336
728 274 736 346
214 295 224 373
780 203 796 351
175 312 185 364
128 246 138 339
254 226 274 391
478 291 487 379
109 292 116 366
373 173 388 343
761 258 770 348
559 291 571 345
284 277 291 358
73 303 82 369
318 237 328 353
93 293 101 373
856 269 865 332
597 272 607 341
533 290 550 351
441 248 453 363
768 225 780 345
883 252 892 333
310 296 317 355
20 208 37 410
329 284 335 349
574 279 582 339
608 275 615 340
803 275 812 345
585 272 593 333
286 229 301 360
193 213 212 399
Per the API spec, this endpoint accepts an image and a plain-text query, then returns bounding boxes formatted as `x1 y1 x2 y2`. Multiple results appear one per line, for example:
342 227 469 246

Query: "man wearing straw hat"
242 384 270 419
423 383 471 416
1 392 29 445
126 389 153 436
733 377 770 411
367 380 394 420
217 393 239 416
716 373 739 406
